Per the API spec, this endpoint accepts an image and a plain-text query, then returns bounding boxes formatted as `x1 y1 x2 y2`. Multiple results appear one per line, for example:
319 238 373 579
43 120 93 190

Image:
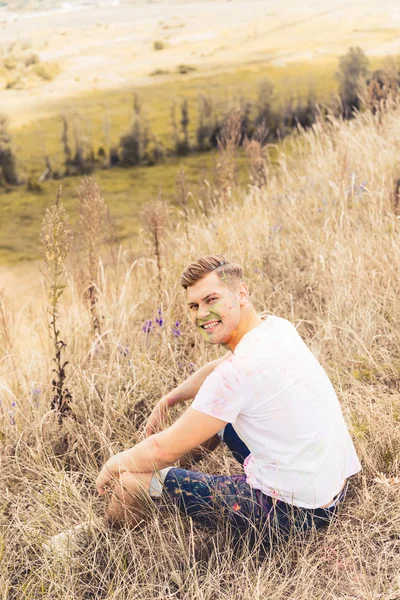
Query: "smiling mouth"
199 320 221 331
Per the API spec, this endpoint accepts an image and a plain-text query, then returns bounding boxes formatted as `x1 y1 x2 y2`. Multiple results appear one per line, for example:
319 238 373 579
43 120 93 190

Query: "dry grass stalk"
60 115 72 175
175 167 190 240
214 109 242 205
244 124 270 189
0 290 13 356
77 176 115 334
196 93 216 152
360 58 400 113
140 192 170 294
40 184 73 420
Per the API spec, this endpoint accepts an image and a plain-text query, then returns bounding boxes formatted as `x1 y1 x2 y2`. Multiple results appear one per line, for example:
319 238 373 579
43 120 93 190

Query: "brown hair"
180 254 244 290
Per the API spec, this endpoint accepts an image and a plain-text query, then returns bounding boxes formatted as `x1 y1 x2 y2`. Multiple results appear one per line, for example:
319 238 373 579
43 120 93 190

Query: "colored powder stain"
232 503 241 511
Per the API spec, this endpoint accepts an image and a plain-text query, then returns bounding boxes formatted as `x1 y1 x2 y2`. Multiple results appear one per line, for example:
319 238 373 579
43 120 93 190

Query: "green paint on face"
197 311 222 340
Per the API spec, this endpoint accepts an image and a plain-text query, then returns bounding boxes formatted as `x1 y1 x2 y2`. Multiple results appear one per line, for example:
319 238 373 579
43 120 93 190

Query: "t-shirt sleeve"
191 359 251 422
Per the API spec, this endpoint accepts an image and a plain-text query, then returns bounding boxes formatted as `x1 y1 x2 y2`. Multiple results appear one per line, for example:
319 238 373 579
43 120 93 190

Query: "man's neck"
222 311 264 352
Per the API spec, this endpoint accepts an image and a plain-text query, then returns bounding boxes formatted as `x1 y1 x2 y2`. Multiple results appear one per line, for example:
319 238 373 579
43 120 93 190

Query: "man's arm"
96 408 228 494
145 350 232 436
178 433 222 469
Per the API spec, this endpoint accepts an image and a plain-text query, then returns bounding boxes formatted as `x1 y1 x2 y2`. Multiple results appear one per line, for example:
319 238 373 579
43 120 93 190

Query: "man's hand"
96 409 228 496
96 449 133 495
145 396 170 438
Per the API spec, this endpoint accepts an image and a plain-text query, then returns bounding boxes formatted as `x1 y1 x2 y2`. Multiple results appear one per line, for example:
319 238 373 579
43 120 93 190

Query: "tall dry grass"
0 100 399 599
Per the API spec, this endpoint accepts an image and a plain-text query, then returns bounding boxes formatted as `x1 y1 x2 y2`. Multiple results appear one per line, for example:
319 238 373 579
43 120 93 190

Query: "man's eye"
207 297 217 303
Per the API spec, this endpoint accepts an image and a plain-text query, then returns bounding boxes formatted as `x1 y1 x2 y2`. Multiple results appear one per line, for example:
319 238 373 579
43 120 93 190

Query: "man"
95 254 361 541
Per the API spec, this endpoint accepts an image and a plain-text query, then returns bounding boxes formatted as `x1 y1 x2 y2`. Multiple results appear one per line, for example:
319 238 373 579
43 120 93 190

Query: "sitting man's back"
192 314 361 508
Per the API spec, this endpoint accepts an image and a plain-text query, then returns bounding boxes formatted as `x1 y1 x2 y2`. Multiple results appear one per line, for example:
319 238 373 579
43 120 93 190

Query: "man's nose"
197 304 211 321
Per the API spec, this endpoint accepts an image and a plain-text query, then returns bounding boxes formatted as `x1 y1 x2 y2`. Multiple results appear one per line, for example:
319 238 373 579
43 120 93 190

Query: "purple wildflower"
172 320 181 337
30 385 41 407
142 320 154 334
117 342 130 357
155 307 164 327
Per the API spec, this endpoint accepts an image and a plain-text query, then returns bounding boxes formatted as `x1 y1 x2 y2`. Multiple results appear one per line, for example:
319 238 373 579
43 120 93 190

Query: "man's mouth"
199 320 221 331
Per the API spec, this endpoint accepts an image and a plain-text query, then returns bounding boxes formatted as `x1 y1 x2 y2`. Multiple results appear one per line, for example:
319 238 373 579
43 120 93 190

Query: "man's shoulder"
209 353 250 383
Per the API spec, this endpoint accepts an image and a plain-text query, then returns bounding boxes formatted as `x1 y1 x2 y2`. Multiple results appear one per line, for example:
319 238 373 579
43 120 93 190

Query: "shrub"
171 99 191 156
3 57 17 70
196 94 219 152
24 53 40 67
153 40 166 51
5 77 22 90
177 64 197 75
0 148 19 185
60 114 94 176
150 68 170 77
26 176 43 193
336 46 369 118
360 59 400 111
0 115 19 186
255 77 278 134
119 93 162 166
34 62 60 81
119 131 141 165
119 93 145 166
143 137 164 166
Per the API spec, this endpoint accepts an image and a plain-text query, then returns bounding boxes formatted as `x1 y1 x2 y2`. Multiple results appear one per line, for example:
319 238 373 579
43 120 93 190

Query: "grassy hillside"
1 55 392 265
0 150 254 263
11 59 339 170
0 97 399 598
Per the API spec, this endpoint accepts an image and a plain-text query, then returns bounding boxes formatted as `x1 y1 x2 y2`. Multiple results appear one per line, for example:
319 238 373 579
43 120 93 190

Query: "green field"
0 151 252 263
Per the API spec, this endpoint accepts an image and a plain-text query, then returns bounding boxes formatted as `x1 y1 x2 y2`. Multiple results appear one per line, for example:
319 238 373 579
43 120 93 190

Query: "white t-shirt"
191 316 361 509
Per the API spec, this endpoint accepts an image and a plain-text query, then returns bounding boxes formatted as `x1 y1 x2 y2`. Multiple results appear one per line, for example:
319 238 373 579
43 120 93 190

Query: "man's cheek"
198 327 209 341
217 302 236 321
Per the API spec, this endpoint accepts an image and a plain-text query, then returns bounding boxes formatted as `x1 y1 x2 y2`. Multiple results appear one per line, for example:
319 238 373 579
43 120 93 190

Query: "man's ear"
238 282 249 305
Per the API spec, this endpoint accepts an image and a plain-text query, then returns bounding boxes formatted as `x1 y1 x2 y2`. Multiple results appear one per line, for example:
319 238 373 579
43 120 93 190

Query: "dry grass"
0 42 60 89
0 100 400 599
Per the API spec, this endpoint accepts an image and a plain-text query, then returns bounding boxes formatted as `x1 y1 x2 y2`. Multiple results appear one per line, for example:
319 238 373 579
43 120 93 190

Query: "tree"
0 114 19 186
336 47 369 118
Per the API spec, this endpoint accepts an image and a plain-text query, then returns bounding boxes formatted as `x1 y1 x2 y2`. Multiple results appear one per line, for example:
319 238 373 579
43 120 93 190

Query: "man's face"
186 271 247 345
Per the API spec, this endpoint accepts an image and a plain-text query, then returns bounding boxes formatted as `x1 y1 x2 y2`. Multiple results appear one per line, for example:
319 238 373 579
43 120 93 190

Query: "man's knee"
105 471 152 527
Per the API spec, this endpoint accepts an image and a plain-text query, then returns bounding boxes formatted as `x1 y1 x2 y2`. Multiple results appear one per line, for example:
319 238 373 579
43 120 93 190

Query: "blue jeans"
150 424 349 543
